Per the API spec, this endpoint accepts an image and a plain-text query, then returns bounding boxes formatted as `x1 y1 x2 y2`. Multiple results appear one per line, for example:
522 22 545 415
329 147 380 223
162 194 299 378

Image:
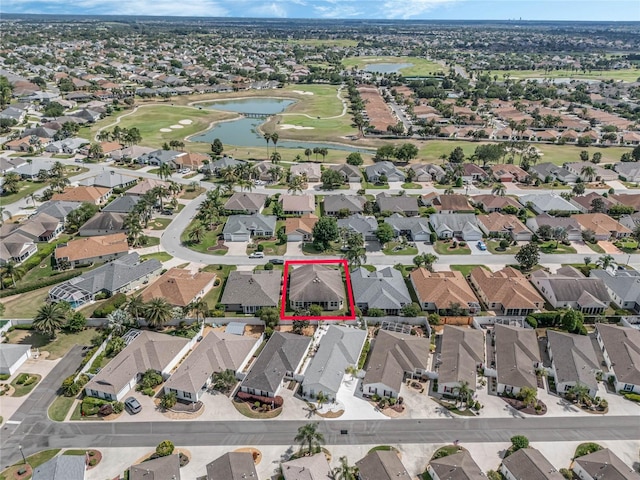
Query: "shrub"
81 397 111 416
140 369 163 389
15 373 29 385
367 308 385 317
142 388 155 396
525 316 538 328
99 403 114 416
156 440 175 457
89 458 98 467
624 393 640 402
574 443 602 459
510 435 529 451
160 392 177 409
236 391 284 408
428 313 441 325
257 244 264 252
0 374 9 381
9 323 33 331
459 241 466 247
112 401 124 414
92 293 127 318
358 339 370 369
23 376 37 386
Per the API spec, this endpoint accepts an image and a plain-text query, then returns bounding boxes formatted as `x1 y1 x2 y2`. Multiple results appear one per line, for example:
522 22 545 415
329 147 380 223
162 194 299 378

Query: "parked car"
270 258 284 265
248 252 264 259
477 241 487 251
124 396 142 414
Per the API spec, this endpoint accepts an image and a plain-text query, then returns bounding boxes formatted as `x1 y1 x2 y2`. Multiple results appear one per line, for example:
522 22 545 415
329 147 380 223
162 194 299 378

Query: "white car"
248 252 264 259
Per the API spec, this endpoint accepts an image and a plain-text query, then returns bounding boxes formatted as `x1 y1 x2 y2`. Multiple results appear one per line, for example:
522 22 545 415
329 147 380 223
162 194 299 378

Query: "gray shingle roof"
531 267 610 307
130 454 181 480
495 324 541 390
376 193 419 214
337 214 378 237
0 344 31 372
79 212 126 234
36 200 82 221
429 213 481 235
289 264 345 305
224 192 267 212
83 170 136 189
32 455 86 480
220 271 282 308
574 448 640 480
206 452 258 480
502 448 563 480
101 195 140 213
547 330 599 393
438 325 484 389
223 214 276 236
429 451 485 480
519 193 577 212
596 323 640 386
351 266 412 310
324 194 365 213
356 450 410 480
384 214 431 237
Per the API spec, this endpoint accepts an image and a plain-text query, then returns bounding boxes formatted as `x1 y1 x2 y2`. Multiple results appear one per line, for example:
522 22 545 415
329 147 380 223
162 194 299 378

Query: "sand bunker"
169 124 184 129
291 90 314 96
159 128 172 132
279 124 315 130
178 119 193 125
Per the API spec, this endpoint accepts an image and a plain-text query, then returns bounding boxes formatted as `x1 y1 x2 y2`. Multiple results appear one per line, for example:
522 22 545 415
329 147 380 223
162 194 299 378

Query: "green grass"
342 56 444 77
70 402 83 421
613 238 638 252
586 241 606 254
201 264 237 307
302 242 341 255
573 442 603 459
401 182 422 189
431 445 467 460
247 239 287 256
147 218 172 230
538 240 577 254
362 181 390 189
367 446 399 454
434 241 472 255
5 328 98 360
232 399 282 418
10 373 41 397
383 242 418 255
2 285 52 318
450 264 489 276
486 239 521 255
482 67 640 82
140 252 173 262
180 220 226 255
48 395 76 422
0 180 48 205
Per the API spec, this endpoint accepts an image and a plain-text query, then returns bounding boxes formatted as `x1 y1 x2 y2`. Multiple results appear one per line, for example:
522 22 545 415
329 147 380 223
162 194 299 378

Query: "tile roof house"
490 163 529 183
205 156 247 175
206 452 259 480
285 213 318 242
376 193 419 216
85 330 193 401
48 252 161 308
329 163 362 182
610 193 640 212
338 214 379 241
365 161 406 183
547 330 600 398
175 151 210 170
596 323 640 394
300 325 367 401
436 325 485 396
356 450 411 480
0 344 32 376
1 211 64 243
429 213 483 242
573 213 632 241
428 450 485 480
78 211 126 237
240 331 311 398
164 329 260 402
491 324 541 395
411 269 480 314
530 266 610 314
51 186 110 205
469 267 544 316
459 163 488 183
435 194 474 214
519 193 579 214
140 268 216 307
0 231 37 265
289 263 346 311
362 330 430 399
281 453 333 480
324 194 366 216
55 232 129 267
129 455 180 480
570 192 618 213
223 192 267 214
281 194 315 215
290 162 321 182
500 448 563 480
32 455 86 480
526 214 583 241
220 270 282 314
223 214 276 242
590 267 640 313
573 448 640 480
125 178 170 196
384 214 432 242
351 266 412 315
477 212 533 241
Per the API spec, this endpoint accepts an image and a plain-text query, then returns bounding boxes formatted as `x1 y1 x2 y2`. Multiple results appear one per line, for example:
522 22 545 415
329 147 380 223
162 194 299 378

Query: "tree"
510 435 529 451
33 303 67 338
580 165 596 182
158 163 172 181
271 132 279 152
343 232 367 269
333 456 357 480
376 144 396 161
591 152 602 164
293 319 311 334
1 262 24 288
402 303 421 317
316 391 329 409
633 145 640 162
304 148 312 162
105 336 126 357
188 222 206 244
259 307 279 331
308 304 323 316
65 312 86 333
155 440 175 457
288 175 306 194
580 150 590 162
1 172 21 195
294 422 324 456
211 138 224 156
597 254 614 270
515 243 540 271
212 369 237 392
312 216 339 251
562 309 584 333
518 386 538 408
43 102 65 118
263 132 271 157
590 197 606 213
270 151 282 164
491 183 506 196
144 298 173 328
573 183 586 195
375 223 395 248
321 169 343 190
160 392 177 410
395 143 419 162
449 146 465 163
453 381 473 408
346 152 363 166
88 143 103 160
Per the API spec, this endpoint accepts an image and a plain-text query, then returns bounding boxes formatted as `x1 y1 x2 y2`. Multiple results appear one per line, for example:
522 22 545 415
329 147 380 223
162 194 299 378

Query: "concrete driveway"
468 241 492 256
285 240 303 255
224 240 249 256
334 377 387 421
571 240 596 254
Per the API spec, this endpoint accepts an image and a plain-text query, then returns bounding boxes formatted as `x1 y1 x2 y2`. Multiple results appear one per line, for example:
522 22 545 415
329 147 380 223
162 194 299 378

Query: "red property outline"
280 259 356 321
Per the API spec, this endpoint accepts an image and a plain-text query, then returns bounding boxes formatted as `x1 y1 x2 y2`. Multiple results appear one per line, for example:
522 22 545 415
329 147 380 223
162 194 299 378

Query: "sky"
2 0 639 21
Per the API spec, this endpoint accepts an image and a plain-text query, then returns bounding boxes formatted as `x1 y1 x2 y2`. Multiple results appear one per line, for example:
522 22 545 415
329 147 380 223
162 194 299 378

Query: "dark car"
124 396 142 414
270 259 284 265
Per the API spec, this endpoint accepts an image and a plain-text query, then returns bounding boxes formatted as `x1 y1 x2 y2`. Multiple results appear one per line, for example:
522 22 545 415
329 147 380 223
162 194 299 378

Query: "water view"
364 62 413 74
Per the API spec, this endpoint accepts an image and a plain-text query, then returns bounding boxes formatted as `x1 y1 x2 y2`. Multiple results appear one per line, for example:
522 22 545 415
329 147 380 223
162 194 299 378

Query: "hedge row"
92 293 127 318
236 391 283 408
0 270 82 299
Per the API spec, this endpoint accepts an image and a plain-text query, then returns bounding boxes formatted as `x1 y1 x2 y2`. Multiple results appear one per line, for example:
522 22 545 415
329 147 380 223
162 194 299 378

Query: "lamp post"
18 445 26 465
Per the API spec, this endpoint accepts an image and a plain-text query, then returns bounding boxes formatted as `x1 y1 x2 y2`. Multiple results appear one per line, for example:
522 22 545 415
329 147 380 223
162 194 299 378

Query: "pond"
364 63 413 74
191 97 373 154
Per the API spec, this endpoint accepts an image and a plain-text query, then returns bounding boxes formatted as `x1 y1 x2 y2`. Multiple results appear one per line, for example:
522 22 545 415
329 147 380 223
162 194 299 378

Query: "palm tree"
597 254 614 270
304 148 312 162
144 298 173 328
518 386 538 409
158 163 172 181
294 422 324 457
2 172 21 194
491 183 506 196
188 298 208 323
263 132 271 157
288 175 305 194
313 147 320 162
125 295 146 320
581 165 596 182
319 148 328 162
270 151 281 164
188 222 206 244
33 303 67 338
453 381 473 408
267 166 282 183
1 262 24 288
88 143 103 160
333 456 357 480
316 391 329 409
567 382 591 406
212 368 237 393
344 365 358 379
271 132 279 152
343 232 366 269
51 161 65 179
124 213 144 247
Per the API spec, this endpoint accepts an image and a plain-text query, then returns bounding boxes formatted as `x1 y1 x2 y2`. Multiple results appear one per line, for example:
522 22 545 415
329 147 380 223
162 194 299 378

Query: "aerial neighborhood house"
436 325 485 397
323 194 366 216
137 149 187 167
490 164 529 183
0 229 37 265
0 156 27 174
546 330 600 398
610 193 640 212
239 331 311 398
220 270 282 314
84 330 194 401
429 213 483 241
362 330 430 399
101 195 140 214
48 253 161 308
530 266 610 313
500 448 564 480
300 325 367 401
110 145 155 163
469 267 544 316
572 448 640 480
590 268 640 313
35 200 82 223
477 212 533 241
125 178 170 197
596 323 640 394
408 163 446 182
205 452 259 480
526 214 583 241
329 163 362 182
530 162 578 184
619 212 640 231
565 162 617 182
573 213 632 240
570 192 618 213
129 455 180 480
78 211 126 236
459 163 488 184
174 151 210 170
614 162 640 183
365 161 405 183
52 186 111 205
356 449 411 480
351 266 412 315
427 451 485 480
32 455 86 480
281 453 333 480
281 194 315 215
519 193 579 215
0 344 32 376
205 156 246 175
384 214 432 241
410 269 480 314
54 232 130 267
490 324 541 395
376 193 419 216
98 141 125 158
140 268 216 307
82 170 137 190
338 214 379 241
14 159 54 178
288 263 345 311
285 213 318 242
223 192 267 214
1 211 64 243
434 194 474 214
45 137 89 154
290 162 321 182
222 214 276 241
163 329 260 402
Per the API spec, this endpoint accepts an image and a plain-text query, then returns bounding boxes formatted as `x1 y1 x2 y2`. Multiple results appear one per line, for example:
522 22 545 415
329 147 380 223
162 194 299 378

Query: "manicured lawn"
0 179 48 205
5 328 98 360
302 242 341 255
431 445 467 460
10 373 41 397
483 67 640 82
486 239 521 255
201 265 237 307
383 242 418 256
538 240 577 254
147 218 172 231
2 285 52 318
613 238 638 252
401 182 422 189
362 181 390 189
142 236 160 247
140 252 173 262
342 56 444 77
247 239 287 256
450 264 489 276
586 242 606 254
48 395 76 422
433 241 471 255
181 223 227 255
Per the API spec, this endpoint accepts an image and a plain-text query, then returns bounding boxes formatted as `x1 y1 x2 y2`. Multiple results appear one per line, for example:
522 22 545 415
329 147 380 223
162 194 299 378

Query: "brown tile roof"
470 267 543 310
140 268 216 307
179 152 210 168
574 213 632 237
281 194 315 213
410 269 479 310
471 194 521 211
55 233 128 262
99 141 123 154
477 212 530 235
437 194 473 212
285 213 318 235
51 186 110 203
126 178 169 196
570 192 617 212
